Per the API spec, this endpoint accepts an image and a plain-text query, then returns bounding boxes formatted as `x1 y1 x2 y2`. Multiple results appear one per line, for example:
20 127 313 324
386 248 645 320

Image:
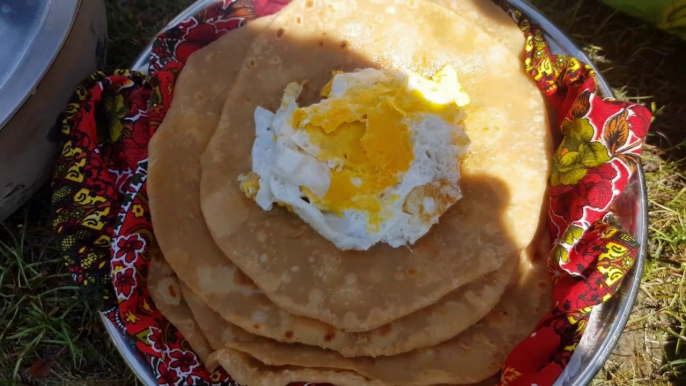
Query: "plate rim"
107 1 650 385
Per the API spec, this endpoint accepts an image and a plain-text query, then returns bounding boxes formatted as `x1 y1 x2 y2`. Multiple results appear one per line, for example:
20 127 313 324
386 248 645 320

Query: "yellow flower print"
125 310 141 324
132 204 145 218
550 118 611 186
104 94 128 142
210 370 223 382
501 367 522 385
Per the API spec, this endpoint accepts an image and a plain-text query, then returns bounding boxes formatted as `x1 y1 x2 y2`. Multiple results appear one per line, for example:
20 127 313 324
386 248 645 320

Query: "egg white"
246 69 470 251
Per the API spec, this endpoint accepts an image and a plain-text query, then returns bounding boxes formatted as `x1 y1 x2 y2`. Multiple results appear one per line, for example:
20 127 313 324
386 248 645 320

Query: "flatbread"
199 0 552 331
430 0 526 57
183 257 513 357
157 266 513 385
147 248 214 363
190 232 552 385
208 349 388 386
180 280 258 349
149 10 519 357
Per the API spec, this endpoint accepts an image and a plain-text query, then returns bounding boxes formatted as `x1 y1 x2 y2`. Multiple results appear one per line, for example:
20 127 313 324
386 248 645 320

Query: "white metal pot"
0 0 107 220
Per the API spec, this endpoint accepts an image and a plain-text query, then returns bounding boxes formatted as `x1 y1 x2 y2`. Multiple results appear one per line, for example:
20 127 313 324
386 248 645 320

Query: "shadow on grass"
664 332 686 382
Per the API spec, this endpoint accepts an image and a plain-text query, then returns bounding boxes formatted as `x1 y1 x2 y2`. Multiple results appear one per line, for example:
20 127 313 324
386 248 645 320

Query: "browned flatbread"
147 248 214 363
150 1 553 384
149 9 521 358
189 232 551 385
199 0 551 331
207 349 389 386
430 0 526 58
181 258 514 358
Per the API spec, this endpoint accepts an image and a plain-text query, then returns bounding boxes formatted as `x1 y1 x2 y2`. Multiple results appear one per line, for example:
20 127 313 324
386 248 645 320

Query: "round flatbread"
199 0 552 331
205 236 552 385
148 248 214 363
430 0 526 57
149 6 525 357
149 20 511 356
207 349 389 386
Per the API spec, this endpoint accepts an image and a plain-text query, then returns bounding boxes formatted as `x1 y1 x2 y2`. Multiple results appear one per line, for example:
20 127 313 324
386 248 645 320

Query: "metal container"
105 1 649 385
0 0 107 220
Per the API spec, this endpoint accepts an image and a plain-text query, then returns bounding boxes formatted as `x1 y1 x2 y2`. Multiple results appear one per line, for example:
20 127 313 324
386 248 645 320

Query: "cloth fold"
51 1 650 385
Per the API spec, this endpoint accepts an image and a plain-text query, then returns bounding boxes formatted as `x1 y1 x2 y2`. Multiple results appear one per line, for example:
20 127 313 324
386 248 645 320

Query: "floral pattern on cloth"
52 1 288 385
494 7 650 386
52 70 150 310
50 1 651 386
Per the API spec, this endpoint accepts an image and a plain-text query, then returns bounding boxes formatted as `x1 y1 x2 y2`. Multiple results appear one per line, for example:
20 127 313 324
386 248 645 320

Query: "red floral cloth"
494 8 649 385
50 1 650 385
52 2 288 385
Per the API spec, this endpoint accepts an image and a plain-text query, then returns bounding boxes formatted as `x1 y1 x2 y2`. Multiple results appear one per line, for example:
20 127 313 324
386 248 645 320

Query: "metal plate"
0 0 81 129
105 1 649 385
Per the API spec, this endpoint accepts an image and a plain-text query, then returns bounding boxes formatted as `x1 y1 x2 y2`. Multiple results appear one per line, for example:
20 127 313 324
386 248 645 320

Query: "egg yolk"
289 66 468 230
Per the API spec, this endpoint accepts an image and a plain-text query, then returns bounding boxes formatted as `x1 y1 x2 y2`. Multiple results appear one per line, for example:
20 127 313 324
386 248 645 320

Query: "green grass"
0 0 684 385
594 149 686 385
0 190 135 385
105 0 195 71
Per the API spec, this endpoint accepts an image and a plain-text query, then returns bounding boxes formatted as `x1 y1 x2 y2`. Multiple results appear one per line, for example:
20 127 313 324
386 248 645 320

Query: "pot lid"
0 0 80 129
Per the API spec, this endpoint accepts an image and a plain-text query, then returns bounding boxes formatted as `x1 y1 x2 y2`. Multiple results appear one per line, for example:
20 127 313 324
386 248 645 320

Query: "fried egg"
239 67 471 250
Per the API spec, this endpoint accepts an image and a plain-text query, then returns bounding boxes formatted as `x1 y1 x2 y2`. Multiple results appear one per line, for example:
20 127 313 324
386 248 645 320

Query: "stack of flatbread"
147 0 554 384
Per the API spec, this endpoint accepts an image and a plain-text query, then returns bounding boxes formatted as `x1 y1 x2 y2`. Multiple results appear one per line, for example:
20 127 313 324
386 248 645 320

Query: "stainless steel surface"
0 0 107 220
0 0 80 129
106 1 649 385
100 313 158 386
131 0 218 73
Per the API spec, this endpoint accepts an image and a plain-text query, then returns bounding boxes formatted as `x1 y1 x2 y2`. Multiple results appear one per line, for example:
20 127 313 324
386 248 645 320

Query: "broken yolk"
290 66 467 230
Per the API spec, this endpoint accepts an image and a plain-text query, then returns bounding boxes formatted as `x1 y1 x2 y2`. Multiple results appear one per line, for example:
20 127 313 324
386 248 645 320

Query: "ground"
0 0 684 385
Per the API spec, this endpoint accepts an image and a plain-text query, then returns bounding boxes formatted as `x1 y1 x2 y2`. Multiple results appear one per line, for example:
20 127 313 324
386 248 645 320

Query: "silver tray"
106 1 649 385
